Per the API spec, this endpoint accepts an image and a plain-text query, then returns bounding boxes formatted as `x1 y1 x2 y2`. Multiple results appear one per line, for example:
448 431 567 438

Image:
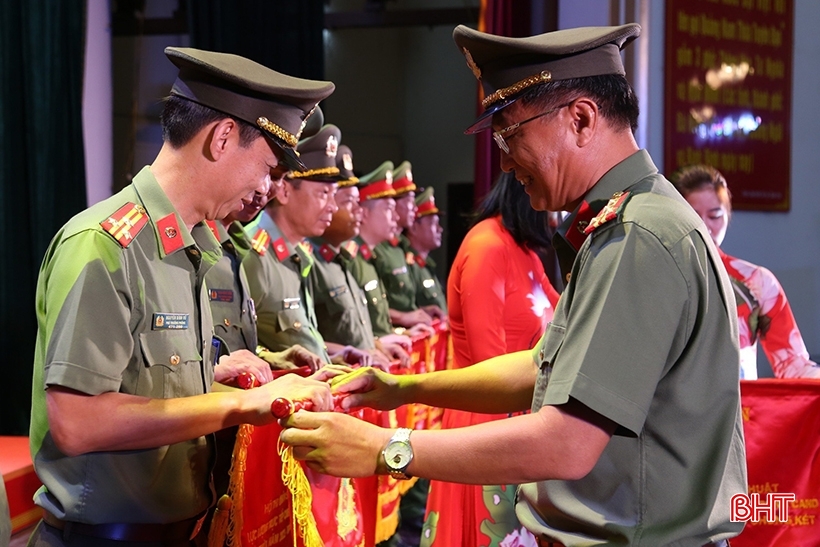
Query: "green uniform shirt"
348 237 394 337
30 166 220 524
205 221 258 355
243 213 330 362
406 249 447 312
374 235 417 311
519 151 746 545
308 238 376 349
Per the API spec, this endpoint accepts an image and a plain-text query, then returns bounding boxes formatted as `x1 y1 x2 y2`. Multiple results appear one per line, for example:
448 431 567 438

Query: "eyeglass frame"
491 101 574 154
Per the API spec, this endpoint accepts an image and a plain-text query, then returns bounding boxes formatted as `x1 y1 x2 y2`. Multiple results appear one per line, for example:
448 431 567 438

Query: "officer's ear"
568 98 599 148
208 118 239 161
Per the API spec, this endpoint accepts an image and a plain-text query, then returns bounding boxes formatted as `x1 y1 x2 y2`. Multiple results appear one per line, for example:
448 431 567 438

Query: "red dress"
423 217 559 547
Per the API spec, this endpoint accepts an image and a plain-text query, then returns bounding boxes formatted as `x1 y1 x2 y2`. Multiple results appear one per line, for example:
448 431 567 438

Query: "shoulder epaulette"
343 240 359 258
100 202 149 248
584 191 630 235
251 228 270 256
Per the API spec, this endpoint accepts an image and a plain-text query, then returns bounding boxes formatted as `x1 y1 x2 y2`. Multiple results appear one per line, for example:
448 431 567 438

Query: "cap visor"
463 96 518 134
280 146 307 171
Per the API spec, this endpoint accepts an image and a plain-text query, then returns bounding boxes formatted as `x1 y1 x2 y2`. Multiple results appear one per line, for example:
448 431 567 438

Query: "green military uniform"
243 215 330 362
205 220 258 356
453 24 746 545
406 187 447 312
521 150 746 545
348 237 394 337
309 239 376 349
31 167 220 523
374 161 418 312
407 251 446 312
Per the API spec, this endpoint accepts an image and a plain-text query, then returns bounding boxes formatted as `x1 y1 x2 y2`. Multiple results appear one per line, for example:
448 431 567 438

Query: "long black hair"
472 171 556 272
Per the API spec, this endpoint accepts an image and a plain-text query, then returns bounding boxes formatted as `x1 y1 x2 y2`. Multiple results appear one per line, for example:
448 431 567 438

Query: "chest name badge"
153 313 189 330
209 289 235 302
364 279 379 292
282 297 301 310
423 279 435 289
328 285 348 298
391 266 408 276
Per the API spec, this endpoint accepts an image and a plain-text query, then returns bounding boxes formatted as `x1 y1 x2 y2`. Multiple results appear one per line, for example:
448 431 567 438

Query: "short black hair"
519 74 640 133
160 95 263 148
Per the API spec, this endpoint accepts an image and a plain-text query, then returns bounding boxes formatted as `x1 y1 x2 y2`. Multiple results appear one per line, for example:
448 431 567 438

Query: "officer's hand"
216 350 275 385
309 364 354 383
407 323 436 339
245 374 331 425
330 345 372 368
380 343 410 369
327 366 404 411
401 309 434 327
422 305 447 321
280 412 392 478
377 333 412 352
367 349 393 372
275 345 324 373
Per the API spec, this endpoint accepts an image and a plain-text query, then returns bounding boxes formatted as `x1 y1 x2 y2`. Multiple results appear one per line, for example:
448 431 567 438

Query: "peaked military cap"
288 124 343 182
415 187 439 218
301 104 325 140
453 23 641 133
358 161 395 201
336 145 359 188
392 161 417 196
165 47 335 170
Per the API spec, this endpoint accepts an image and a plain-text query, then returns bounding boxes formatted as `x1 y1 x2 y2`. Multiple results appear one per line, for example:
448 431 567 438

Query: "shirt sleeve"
543 223 692 435
41 230 135 395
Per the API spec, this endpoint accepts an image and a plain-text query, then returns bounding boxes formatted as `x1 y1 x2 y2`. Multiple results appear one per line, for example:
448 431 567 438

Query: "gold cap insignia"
463 47 481 80
406 169 413 182
342 152 353 171
385 171 393 184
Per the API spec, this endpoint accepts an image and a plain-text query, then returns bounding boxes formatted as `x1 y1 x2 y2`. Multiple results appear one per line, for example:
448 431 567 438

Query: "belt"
43 510 205 543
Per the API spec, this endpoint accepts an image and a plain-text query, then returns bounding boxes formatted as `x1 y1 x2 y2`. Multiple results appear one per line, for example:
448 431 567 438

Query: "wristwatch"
382 428 414 480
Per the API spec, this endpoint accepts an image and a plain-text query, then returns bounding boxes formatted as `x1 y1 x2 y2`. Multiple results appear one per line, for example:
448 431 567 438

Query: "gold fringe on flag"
278 440 324 547
225 423 254 547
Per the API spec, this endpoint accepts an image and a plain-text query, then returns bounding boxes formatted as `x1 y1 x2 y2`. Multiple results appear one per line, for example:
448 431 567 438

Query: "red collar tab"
205 220 220 241
584 192 630 235
389 236 400 247
359 243 372 261
564 200 595 252
318 244 336 262
100 202 148 248
156 213 185 255
414 254 426 268
251 228 270 256
272 237 290 261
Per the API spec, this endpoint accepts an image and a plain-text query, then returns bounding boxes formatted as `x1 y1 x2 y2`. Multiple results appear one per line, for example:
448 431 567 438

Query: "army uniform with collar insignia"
243 215 331 362
28 45 335 546
406 187 448 312
450 24 745 546
348 236 394 337
309 238 376 349
31 167 221 526
204 220 259 357
374 162 418 312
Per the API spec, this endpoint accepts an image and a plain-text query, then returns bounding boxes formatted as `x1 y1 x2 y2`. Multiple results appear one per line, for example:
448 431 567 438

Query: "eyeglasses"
491 102 572 154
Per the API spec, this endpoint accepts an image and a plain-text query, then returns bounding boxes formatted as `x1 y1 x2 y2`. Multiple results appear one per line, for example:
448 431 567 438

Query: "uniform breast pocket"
276 307 308 333
325 285 354 315
138 330 203 398
531 322 566 412
421 278 440 299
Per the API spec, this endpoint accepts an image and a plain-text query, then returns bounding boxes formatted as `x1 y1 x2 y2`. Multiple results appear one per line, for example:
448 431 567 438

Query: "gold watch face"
384 441 412 470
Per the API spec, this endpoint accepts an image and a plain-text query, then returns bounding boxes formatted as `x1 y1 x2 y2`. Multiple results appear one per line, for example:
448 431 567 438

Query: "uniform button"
539 349 545 361
170 354 180 366
361 319 365 325
399 282 404 288
565 272 572 283
293 321 302 329
189 248 200 257
372 298 378 304
223 318 231 326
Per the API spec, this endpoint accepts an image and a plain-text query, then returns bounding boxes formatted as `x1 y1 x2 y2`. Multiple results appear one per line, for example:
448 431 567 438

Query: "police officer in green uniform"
281 24 746 547
244 124 371 369
373 161 423 316
405 188 447 314
28 48 336 547
352 163 435 338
